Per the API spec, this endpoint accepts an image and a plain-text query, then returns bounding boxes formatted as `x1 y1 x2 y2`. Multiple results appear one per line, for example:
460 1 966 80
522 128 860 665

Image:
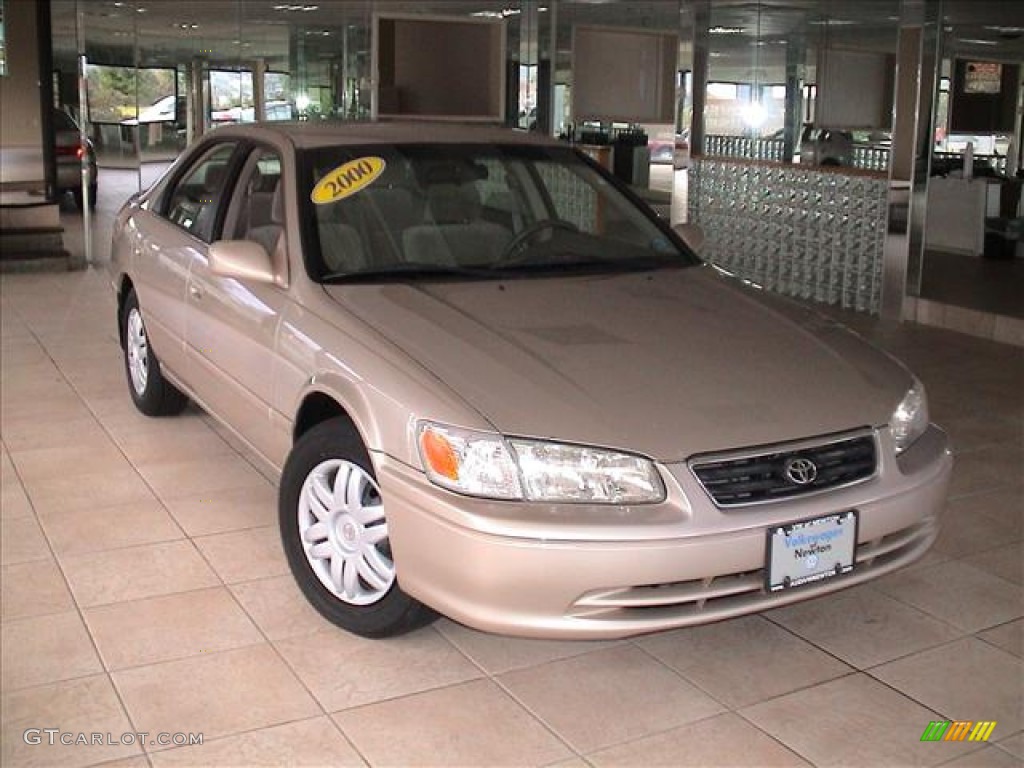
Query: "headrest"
427 183 481 225
418 161 488 187
203 164 226 193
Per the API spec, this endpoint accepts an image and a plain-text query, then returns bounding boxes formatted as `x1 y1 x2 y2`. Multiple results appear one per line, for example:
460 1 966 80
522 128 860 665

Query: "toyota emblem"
784 457 818 485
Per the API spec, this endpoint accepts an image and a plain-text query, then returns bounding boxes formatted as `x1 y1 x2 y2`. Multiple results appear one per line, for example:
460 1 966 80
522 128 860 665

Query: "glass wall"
915 1 1024 325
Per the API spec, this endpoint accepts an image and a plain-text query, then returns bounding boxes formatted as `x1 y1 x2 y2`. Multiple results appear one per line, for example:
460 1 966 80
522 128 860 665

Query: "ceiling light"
958 38 998 46
710 26 744 35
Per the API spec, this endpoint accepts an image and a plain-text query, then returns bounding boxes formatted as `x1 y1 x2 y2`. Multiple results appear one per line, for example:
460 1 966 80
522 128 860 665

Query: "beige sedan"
109 122 951 638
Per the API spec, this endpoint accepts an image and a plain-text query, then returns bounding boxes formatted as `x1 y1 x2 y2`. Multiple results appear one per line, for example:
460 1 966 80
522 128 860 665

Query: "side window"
163 143 237 243
224 148 284 261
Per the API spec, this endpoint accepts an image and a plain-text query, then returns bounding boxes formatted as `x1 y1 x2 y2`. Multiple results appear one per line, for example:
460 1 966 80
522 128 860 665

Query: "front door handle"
189 283 202 300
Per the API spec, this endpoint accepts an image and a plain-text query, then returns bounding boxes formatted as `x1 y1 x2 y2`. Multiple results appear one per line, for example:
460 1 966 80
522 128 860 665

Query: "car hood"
323 267 909 461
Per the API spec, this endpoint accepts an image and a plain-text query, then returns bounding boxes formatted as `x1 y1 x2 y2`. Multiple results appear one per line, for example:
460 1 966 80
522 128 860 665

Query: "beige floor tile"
871 638 1023 735
115 426 236 467
113 644 320 747
766 585 965 668
193 526 289 584
0 394 95 427
740 673 975 767
334 678 571 766
939 411 1023 453
978 619 1023 658
1 559 74 622
1 674 141 768
88 757 153 768
939 745 1024 767
1 514 52 565
275 626 482 712
934 495 1022 559
61 369 130 400
0 443 15 482
229 575 331 641
100 408 213 442
135 455 270 500
0 416 110 453
587 712 810 767
25 466 156 517
39 498 184 558
498 645 724 754
150 716 364 767
996 731 1023 759
0 479 34 520
638 615 853 708
85 587 264 670
947 487 1023 538
948 443 1024 499
1 610 103 690
61 540 220 607
961 545 1024 586
436 618 619 675
0 338 51 367
163 484 277 537
44 340 121 365
874 560 1023 633
9 441 131 486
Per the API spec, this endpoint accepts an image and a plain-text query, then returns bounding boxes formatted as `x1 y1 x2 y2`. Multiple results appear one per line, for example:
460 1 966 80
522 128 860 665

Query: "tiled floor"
1 266 1021 768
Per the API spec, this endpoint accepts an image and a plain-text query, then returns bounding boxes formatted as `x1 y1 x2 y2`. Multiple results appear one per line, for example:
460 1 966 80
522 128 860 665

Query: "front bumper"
380 425 952 639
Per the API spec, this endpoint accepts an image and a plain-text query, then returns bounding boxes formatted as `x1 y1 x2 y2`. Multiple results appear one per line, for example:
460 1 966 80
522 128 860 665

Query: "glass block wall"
688 158 889 313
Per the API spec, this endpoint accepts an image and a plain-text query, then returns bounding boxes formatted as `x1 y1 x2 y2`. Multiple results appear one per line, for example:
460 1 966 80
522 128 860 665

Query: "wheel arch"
292 381 385 459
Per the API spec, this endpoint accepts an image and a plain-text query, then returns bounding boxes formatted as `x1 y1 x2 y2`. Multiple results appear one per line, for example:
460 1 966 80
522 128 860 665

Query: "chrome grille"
690 433 877 507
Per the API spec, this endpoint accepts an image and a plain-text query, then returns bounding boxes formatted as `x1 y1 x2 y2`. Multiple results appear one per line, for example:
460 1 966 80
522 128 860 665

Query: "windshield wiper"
322 264 500 283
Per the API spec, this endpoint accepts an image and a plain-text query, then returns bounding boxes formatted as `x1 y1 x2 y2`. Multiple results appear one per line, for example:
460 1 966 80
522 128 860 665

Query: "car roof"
207 120 560 150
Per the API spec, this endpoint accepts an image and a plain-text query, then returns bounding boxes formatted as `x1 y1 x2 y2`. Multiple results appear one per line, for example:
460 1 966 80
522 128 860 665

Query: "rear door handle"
189 283 202 300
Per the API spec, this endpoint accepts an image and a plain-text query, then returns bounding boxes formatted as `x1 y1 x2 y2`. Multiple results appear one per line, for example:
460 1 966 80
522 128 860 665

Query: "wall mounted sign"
964 61 1002 94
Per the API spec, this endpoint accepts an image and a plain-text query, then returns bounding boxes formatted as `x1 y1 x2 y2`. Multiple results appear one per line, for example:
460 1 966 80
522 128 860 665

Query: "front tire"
121 290 188 417
279 419 435 637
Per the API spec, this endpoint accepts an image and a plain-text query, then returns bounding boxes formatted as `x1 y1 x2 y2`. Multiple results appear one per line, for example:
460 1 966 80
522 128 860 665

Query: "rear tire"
121 290 188 417
279 418 436 637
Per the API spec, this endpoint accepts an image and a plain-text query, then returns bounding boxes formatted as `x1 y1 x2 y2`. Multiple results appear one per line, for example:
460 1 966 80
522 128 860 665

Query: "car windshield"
299 143 699 282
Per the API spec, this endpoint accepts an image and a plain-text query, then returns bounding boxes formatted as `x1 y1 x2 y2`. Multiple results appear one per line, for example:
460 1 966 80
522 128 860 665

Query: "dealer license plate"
766 511 857 592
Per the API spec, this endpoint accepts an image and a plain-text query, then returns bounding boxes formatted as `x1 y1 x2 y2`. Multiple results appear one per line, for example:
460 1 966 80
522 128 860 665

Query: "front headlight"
417 422 665 504
890 379 929 455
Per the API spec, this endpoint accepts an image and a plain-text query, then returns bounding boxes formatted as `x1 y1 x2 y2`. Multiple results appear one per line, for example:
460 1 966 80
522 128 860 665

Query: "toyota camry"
109 121 952 638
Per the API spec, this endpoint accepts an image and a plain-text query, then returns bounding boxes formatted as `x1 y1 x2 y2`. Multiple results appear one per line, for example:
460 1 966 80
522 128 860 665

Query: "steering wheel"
495 219 579 266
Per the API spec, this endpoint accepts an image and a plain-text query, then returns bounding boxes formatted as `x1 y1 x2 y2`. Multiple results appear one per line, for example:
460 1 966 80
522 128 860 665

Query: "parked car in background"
109 121 951 640
799 125 853 167
211 101 295 124
647 127 690 169
53 108 97 210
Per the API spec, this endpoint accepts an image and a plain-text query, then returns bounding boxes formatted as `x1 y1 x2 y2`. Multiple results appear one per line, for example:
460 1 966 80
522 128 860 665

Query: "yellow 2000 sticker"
311 156 386 204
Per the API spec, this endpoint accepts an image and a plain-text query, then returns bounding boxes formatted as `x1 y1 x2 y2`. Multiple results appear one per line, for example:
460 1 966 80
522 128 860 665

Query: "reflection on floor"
921 249 1024 319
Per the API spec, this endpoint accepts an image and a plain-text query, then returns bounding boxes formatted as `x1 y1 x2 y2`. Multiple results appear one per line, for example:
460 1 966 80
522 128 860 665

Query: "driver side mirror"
673 222 705 256
208 240 276 284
